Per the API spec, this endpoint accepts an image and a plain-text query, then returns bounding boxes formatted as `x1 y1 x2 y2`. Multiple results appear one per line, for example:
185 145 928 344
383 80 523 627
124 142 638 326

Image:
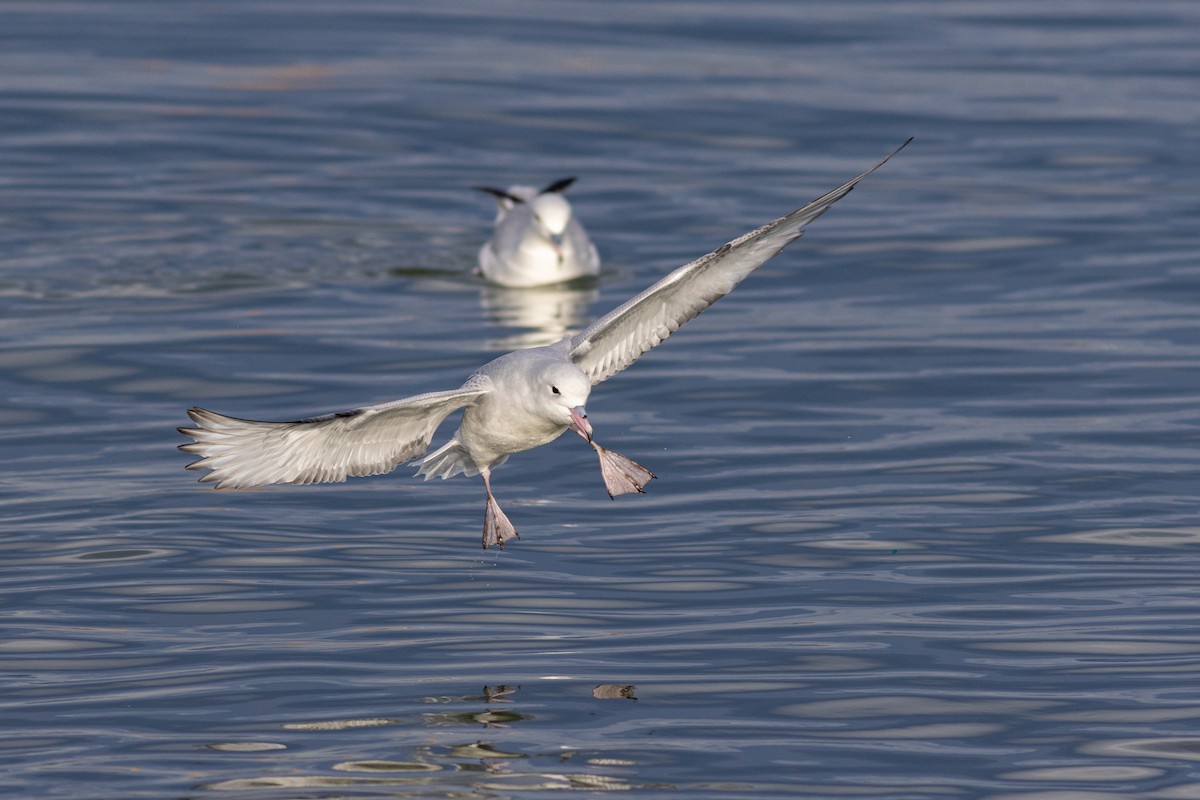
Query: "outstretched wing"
178 377 492 489
567 140 910 384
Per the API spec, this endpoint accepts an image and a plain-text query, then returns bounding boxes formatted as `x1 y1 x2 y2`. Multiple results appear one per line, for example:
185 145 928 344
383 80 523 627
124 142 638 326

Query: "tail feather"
416 437 480 480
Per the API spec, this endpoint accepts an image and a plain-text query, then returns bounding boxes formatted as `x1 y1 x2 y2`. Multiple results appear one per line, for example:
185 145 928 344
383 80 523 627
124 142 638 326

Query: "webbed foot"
592 443 656 498
483 492 520 549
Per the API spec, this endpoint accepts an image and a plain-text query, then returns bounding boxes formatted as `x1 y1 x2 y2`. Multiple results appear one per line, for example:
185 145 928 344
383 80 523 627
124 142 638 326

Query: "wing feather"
569 140 910 384
178 377 492 489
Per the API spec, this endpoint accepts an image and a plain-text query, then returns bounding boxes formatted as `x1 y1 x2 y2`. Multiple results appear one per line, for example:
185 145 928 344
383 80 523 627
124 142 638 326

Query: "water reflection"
201 684 649 793
281 718 404 732
479 281 598 348
423 684 529 728
592 683 637 700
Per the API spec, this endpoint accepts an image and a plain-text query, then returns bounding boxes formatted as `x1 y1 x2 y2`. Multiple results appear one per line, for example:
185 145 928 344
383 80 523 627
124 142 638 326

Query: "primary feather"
567 138 910 384
179 380 492 489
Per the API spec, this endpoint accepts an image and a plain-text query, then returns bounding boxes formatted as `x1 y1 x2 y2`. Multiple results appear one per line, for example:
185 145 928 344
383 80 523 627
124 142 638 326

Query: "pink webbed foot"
483 493 520 550
592 442 656 498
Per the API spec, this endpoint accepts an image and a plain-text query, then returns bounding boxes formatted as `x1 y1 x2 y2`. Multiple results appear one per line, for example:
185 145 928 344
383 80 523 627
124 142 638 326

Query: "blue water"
3 1 1200 797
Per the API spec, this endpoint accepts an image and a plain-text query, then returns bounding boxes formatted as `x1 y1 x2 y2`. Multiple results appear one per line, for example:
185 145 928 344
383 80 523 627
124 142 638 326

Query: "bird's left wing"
568 140 910 384
178 376 492 489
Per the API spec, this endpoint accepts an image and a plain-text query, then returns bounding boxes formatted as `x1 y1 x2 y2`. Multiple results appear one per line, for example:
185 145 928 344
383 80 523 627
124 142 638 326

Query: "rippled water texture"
3 1 1200 797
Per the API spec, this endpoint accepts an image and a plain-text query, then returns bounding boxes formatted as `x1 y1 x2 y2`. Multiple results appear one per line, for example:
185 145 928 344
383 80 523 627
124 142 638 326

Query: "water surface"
2 1 1200 797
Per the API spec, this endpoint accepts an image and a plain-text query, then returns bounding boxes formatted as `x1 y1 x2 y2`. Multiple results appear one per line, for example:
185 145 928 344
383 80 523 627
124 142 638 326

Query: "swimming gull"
179 140 910 549
477 176 601 287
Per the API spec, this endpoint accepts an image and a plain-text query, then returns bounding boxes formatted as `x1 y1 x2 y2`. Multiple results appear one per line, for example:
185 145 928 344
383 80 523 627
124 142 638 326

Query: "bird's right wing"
567 140 910 384
178 376 492 489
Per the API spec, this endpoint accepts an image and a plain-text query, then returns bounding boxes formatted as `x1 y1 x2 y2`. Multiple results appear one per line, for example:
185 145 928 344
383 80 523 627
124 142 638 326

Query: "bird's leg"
571 427 655 499
481 469 519 549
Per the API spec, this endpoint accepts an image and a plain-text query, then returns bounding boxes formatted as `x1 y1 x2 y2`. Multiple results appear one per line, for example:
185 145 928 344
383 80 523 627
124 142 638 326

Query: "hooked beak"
569 405 592 442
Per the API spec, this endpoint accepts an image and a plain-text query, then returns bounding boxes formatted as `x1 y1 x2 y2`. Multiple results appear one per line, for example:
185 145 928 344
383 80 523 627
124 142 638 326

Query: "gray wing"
178 377 492 489
567 140 910 384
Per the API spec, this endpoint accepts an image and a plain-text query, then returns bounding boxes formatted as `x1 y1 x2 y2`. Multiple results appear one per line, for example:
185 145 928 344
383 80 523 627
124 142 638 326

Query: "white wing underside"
567 140 910 384
179 377 492 489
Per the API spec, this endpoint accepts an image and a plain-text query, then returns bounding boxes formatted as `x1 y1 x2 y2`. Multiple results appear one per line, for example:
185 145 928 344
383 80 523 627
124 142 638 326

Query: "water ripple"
4 1 1200 798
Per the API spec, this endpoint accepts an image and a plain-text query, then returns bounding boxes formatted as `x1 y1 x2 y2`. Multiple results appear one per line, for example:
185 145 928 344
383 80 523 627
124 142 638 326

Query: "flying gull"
477 176 601 287
179 140 910 549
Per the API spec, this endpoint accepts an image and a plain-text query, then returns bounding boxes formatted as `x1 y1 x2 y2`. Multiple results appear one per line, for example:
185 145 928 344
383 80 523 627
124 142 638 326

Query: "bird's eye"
551 386 561 395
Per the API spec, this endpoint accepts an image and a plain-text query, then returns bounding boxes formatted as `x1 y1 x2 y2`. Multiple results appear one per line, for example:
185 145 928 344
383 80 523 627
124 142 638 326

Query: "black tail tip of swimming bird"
540 176 577 194
476 185 524 204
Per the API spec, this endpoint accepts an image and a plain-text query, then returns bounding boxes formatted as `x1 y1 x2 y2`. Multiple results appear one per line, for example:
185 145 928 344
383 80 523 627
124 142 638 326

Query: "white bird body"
181 141 909 548
422 349 593 479
477 177 600 287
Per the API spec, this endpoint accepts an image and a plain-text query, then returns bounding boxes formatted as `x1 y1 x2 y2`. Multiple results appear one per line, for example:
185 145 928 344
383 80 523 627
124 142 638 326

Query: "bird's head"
530 193 572 243
538 362 592 440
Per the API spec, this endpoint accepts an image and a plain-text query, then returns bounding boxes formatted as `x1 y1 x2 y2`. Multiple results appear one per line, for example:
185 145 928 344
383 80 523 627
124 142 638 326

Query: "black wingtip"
540 176 577 195
888 137 914 160
475 186 525 204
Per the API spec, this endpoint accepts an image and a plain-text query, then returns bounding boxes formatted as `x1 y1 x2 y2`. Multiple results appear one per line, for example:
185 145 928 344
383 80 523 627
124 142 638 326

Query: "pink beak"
569 405 592 442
